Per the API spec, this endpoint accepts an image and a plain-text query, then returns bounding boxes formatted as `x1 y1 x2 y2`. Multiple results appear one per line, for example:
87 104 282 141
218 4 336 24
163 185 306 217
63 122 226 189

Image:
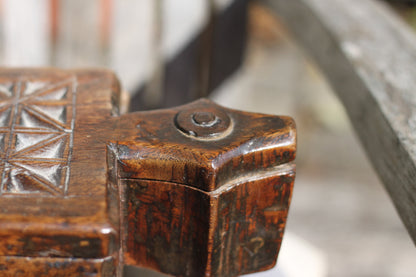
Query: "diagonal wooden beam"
129 0 249 111
263 0 416 244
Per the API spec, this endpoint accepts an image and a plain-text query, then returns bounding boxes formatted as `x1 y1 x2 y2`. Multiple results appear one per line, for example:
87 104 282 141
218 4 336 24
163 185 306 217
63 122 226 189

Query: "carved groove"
0 77 77 196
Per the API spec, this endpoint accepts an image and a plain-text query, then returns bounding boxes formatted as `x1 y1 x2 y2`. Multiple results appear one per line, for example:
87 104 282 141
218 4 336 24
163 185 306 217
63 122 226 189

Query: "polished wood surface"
0 68 296 276
0 68 120 275
117 99 296 276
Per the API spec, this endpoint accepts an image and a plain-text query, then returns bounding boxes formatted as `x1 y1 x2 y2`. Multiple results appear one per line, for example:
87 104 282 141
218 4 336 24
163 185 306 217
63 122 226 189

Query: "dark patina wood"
0 68 121 276
0 68 296 276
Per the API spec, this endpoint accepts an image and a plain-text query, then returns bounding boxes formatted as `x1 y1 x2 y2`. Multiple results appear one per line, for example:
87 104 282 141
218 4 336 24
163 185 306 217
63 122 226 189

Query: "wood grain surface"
264 0 416 244
115 99 296 276
0 68 296 276
0 68 121 276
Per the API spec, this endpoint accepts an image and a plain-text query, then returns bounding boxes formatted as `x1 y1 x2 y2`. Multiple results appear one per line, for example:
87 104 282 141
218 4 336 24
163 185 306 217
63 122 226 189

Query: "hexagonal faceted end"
115 99 296 277
117 98 296 192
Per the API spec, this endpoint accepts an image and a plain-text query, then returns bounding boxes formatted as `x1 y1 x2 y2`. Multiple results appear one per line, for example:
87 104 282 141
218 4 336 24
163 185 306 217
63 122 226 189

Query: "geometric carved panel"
0 77 76 196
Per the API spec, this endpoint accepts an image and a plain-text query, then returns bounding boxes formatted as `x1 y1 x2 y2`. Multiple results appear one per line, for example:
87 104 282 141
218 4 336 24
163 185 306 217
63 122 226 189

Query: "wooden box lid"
116 99 296 192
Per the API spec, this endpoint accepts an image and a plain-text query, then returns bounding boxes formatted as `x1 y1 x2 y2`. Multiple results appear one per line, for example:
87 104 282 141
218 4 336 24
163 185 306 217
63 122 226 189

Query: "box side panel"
211 168 295 276
122 179 210 276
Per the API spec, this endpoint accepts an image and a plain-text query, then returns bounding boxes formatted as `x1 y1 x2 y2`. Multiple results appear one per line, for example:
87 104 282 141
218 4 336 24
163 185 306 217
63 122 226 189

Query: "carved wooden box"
0 69 296 277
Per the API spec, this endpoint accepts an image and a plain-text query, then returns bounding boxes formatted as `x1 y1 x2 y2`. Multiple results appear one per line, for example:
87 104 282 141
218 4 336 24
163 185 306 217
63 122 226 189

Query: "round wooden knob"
174 103 232 140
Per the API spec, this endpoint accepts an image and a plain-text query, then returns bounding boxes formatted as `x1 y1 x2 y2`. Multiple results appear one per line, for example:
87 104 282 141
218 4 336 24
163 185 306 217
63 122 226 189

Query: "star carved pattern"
0 77 77 196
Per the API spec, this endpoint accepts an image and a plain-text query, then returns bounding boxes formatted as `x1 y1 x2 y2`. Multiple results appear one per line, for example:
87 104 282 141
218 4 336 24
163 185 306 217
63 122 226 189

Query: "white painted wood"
110 0 216 93
0 0 236 94
161 0 237 60
162 0 207 59
54 0 103 67
110 0 215 93
263 0 416 243
110 0 155 92
2 0 50 66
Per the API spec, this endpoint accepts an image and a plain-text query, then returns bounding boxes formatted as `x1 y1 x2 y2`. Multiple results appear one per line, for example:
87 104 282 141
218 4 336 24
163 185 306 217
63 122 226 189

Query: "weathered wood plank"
263 0 416 243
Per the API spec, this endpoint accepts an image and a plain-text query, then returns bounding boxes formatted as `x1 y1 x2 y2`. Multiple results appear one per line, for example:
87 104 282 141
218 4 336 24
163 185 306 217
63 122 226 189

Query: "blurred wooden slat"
0 0 247 111
207 0 248 93
50 0 59 45
162 0 207 59
264 0 416 243
2 0 50 66
129 0 208 110
197 0 217 99
110 0 154 93
143 0 164 107
111 0 210 96
130 0 248 110
99 0 112 46
55 0 104 67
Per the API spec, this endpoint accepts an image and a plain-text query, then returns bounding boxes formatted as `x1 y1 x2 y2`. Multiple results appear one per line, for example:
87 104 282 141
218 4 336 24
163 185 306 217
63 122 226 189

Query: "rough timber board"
263 0 416 243
0 68 120 258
